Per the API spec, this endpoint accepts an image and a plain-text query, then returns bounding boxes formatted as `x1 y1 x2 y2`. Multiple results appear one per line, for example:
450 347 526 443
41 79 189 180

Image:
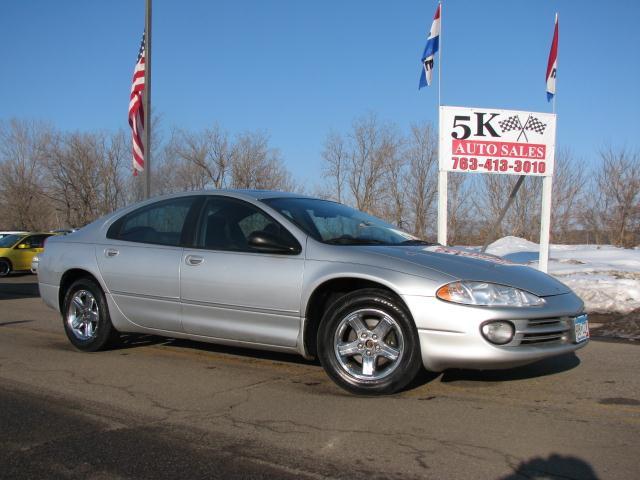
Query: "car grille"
511 317 573 346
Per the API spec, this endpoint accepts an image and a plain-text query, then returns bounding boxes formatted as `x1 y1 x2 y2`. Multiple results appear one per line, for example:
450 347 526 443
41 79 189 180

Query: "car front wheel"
0 259 11 277
62 278 119 351
318 289 422 395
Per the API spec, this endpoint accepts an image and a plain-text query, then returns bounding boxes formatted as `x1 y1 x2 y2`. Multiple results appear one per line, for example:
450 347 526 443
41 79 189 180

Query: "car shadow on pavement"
115 334 175 350
0 278 39 300
440 353 581 384
0 320 35 327
115 334 318 366
499 453 600 479
167 338 319 366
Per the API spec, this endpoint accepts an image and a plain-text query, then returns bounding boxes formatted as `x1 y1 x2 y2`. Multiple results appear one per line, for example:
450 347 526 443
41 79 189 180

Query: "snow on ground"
479 236 640 314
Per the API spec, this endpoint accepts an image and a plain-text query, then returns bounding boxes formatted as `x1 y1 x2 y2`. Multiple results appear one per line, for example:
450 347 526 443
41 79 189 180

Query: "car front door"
180 196 305 348
96 196 200 332
12 234 49 271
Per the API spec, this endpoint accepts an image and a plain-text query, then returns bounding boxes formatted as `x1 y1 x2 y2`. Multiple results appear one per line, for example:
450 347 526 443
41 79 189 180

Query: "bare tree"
170 124 231 189
321 132 347 202
550 149 585 243
592 147 640 246
0 119 53 230
474 174 542 243
403 123 438 238
45 132 105 227
378 131 405 227
231 131 295 191
447 173 474 245
347 114 393 213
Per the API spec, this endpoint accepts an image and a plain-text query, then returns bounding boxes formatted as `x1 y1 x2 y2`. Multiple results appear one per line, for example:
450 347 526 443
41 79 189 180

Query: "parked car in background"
50 228 78 235
37 190 589 395
0 232 56 276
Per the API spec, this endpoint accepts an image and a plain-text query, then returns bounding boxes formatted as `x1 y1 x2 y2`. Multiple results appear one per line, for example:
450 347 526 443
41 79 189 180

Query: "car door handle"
105 248 119 257
185 255 204 266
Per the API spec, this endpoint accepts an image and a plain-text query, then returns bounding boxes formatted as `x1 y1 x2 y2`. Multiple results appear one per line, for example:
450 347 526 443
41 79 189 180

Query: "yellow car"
0 232 56 276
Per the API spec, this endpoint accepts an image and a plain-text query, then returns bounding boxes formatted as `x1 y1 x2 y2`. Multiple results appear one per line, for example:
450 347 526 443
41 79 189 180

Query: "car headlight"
436 281 544 307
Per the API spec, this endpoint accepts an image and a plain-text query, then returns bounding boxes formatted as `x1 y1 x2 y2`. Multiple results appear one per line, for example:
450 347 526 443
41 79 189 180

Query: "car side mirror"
247 231 301 255
16 243 29 249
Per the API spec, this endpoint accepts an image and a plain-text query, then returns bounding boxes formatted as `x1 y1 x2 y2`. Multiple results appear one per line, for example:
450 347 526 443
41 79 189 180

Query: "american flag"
128 33 146 176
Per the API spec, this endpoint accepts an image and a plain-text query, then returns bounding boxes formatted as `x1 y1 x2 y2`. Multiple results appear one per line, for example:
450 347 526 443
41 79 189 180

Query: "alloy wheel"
333 308 405 381
66 289 99 341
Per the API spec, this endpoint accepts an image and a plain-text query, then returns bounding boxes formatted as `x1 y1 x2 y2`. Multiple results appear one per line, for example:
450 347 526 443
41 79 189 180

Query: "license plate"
574 314 589 343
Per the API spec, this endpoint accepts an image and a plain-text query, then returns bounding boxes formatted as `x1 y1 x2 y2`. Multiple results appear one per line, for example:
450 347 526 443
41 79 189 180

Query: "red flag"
546 14 558 101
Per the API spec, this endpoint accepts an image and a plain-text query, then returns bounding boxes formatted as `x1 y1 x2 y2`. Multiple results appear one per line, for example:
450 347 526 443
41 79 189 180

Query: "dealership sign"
439 106 556 176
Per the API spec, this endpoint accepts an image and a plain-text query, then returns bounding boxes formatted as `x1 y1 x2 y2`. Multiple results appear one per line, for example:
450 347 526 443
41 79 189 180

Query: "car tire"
0 259 11 277
317 288 422 395
62 278 119 352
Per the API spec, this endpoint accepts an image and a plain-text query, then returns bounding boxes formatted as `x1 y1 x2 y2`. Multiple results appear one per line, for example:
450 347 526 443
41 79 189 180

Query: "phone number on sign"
451 156 547 174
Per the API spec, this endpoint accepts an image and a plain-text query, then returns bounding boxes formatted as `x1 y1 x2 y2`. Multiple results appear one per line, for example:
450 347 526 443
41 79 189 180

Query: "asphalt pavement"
1 274 639 479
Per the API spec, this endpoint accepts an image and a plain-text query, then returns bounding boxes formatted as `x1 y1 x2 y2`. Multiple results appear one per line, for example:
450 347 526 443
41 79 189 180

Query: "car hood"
359 245 570 297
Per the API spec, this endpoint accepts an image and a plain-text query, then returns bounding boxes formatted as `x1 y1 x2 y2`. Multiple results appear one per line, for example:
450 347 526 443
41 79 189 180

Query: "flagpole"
539 11 558 273
437 0 442 109
437 0 448 245
143 0 152 199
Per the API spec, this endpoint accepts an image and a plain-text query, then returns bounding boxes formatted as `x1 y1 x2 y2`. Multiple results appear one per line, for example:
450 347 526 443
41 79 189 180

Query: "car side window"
16 235 45 249
15 236 32 248
27 235 48 248
108 197 196 247
196 197 298 253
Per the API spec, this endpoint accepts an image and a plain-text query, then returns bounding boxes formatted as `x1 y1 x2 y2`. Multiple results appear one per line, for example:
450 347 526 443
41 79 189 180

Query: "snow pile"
482 236 640 314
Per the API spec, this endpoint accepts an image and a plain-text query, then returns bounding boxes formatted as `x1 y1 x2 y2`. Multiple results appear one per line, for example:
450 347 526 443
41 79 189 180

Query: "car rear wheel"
0 259 11 277
62 278 119 351
317 289 422 395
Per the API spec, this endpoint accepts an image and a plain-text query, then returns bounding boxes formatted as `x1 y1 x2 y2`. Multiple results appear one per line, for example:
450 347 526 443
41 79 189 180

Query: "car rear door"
180 196 305 348
96 196 201 332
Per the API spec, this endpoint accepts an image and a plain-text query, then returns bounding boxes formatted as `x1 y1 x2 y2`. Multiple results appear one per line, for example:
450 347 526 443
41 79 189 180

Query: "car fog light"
481 321 515 345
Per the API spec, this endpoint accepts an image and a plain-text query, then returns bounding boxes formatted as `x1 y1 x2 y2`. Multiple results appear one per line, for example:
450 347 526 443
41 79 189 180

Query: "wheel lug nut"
376 345 380 351
358 343 363 349
366 350 371 356
360 332 367 339
372 334 378 340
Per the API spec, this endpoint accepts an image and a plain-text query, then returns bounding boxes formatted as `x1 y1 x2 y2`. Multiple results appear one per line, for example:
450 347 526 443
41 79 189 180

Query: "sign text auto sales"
439 106 556 176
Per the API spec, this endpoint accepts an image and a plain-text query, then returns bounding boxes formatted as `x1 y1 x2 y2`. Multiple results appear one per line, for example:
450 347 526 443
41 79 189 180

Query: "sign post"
437 105 557 271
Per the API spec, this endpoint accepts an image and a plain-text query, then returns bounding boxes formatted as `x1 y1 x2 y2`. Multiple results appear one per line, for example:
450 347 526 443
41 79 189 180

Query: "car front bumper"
403 292 588 372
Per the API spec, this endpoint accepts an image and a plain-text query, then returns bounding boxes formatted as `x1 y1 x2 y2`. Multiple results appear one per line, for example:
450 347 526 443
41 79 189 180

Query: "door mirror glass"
16 243 29 249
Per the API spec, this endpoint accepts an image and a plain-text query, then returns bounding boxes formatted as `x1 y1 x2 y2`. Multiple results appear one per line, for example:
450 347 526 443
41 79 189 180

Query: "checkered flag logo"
499 116 523 133
524 116 547 135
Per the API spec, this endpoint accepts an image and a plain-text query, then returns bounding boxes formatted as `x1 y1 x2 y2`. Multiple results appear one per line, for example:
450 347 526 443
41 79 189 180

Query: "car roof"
207 189 313 201
154 189 316 202
13 232 56 237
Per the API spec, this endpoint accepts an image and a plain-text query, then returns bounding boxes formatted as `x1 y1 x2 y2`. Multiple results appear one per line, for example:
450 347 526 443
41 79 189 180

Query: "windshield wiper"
325 237 387 245
398 239 439 246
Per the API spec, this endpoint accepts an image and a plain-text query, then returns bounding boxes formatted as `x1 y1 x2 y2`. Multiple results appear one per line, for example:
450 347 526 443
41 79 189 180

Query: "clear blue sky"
1 0 638 185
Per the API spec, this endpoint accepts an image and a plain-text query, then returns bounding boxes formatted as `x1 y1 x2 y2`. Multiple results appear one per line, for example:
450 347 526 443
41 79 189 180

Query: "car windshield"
263 197 436 246
0 234 24 248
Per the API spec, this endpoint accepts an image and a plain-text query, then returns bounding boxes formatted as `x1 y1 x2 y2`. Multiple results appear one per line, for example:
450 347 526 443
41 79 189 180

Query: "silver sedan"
37 190 588 395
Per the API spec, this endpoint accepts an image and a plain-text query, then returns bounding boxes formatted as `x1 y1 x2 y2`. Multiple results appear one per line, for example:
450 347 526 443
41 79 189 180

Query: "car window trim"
192 195 302 255
106 196 202 248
